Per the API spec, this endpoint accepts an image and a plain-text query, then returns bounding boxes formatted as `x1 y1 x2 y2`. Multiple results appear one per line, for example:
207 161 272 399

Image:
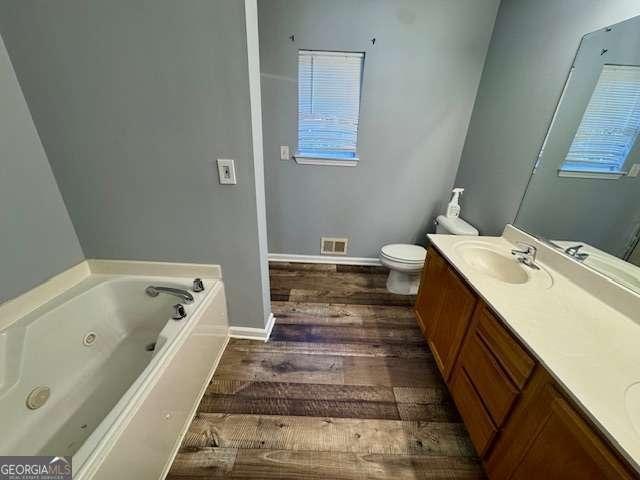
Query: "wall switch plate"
217 159 237 185
280 145 290 161
628 163 640 177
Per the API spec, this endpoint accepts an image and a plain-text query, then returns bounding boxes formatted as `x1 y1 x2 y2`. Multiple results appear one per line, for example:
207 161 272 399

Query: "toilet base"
386 270 421 295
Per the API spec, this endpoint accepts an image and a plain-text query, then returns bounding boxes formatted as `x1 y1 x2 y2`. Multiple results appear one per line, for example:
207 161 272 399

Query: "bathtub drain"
145 342 156 352
26 386 50 410
83 332 97 346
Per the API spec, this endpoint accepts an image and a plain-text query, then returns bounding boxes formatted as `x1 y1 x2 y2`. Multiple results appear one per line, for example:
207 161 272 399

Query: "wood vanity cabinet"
486 368 635 480
414 247 638 479
414 248 477 380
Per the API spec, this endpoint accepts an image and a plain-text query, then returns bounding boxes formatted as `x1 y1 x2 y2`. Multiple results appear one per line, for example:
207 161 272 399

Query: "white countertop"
428 226 640 473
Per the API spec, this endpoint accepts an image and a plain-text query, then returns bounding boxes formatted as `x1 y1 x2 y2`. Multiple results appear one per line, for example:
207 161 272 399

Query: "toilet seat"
380 244 426 264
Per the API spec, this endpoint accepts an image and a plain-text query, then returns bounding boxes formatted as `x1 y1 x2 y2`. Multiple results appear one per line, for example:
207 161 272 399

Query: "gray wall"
454 0 640 235
259 0 500 257
0 0 270 328
516 16 640 257
0 34 84 303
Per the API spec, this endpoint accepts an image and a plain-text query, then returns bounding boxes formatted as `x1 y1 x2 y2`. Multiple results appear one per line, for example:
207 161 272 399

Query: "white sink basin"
459 246 528 284
625 382 640 437
454 242 553 288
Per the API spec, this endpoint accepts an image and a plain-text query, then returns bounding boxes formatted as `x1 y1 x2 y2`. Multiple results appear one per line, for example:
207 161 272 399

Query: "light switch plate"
217 159 237 185
628 163 640 177
280 145 290 161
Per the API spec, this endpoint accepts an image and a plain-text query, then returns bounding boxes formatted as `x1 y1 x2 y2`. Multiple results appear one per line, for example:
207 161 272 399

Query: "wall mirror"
515 14 640 294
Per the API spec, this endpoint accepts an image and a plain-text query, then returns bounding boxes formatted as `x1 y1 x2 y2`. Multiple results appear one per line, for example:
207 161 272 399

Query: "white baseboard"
268 253 382 266
229 312 275 342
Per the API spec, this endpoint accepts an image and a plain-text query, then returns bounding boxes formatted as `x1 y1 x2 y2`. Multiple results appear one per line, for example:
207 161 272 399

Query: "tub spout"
145 286 194 304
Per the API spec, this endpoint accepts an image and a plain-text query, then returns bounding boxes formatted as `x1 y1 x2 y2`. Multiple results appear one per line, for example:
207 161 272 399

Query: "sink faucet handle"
511 242 536 256
172 303 187 320
192 278 205 292
517 241 535 251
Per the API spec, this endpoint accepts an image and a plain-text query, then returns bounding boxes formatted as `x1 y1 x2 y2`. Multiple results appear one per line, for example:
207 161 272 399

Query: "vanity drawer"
476 305 535 390
461 330 519 426
450 367 497 456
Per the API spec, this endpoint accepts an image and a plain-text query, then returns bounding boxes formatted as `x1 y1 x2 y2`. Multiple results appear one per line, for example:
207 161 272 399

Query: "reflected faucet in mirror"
564 244 589 261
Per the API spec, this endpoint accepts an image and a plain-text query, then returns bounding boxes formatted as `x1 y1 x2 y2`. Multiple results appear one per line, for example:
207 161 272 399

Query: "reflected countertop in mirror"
553 241 640 293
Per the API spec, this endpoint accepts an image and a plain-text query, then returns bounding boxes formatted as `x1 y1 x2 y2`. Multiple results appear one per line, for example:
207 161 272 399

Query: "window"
560 64 640 178
296 50 364 166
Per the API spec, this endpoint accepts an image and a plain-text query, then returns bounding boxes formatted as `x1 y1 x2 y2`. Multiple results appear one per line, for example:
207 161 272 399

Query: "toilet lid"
380 244 426 263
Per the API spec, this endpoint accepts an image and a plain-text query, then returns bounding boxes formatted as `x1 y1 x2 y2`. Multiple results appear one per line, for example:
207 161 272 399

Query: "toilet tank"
435 215 478 236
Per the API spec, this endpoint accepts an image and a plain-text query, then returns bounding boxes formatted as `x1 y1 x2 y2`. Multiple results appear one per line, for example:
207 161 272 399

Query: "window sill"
557 169 626 180
294 155 359 167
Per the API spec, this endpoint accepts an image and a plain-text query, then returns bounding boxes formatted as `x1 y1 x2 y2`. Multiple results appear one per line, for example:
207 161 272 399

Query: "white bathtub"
0 272 229 478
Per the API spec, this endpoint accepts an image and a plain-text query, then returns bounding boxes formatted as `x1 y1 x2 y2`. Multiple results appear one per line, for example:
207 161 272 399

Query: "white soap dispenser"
446 188 464 218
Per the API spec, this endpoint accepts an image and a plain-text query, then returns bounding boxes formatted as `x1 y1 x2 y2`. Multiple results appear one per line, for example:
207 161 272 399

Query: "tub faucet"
511 242 539 270
145 286 194 304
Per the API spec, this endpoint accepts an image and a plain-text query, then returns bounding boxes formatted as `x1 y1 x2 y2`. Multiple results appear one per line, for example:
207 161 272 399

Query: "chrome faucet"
511 242 539 270
145 286 194 304
564 244 589 261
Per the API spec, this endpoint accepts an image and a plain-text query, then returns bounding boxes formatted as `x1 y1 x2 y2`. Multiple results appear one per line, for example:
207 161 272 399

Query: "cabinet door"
414 248 447 337
458 329 519 427
488 371 634 480
428 265 477 380
449 366 497 456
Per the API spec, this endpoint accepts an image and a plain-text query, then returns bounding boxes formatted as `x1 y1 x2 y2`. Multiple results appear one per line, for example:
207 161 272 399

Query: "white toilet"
379 215 478 295
379 243 427 295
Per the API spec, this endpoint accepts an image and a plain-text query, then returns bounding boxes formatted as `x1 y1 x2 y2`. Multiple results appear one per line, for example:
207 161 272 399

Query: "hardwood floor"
167 262 484 479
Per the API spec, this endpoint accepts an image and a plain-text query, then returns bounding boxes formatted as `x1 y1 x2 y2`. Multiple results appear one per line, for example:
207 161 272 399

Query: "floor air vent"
321 237 348 255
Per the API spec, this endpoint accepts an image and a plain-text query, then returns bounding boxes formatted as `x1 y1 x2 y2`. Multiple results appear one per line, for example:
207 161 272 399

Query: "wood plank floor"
167 262 484 479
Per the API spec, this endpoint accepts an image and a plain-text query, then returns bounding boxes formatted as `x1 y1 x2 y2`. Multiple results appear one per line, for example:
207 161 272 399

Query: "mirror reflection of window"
560 64 640 177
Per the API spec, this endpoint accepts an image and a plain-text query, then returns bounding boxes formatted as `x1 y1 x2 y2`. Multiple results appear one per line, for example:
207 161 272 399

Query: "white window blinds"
297 50 364 160
561 64 640 174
